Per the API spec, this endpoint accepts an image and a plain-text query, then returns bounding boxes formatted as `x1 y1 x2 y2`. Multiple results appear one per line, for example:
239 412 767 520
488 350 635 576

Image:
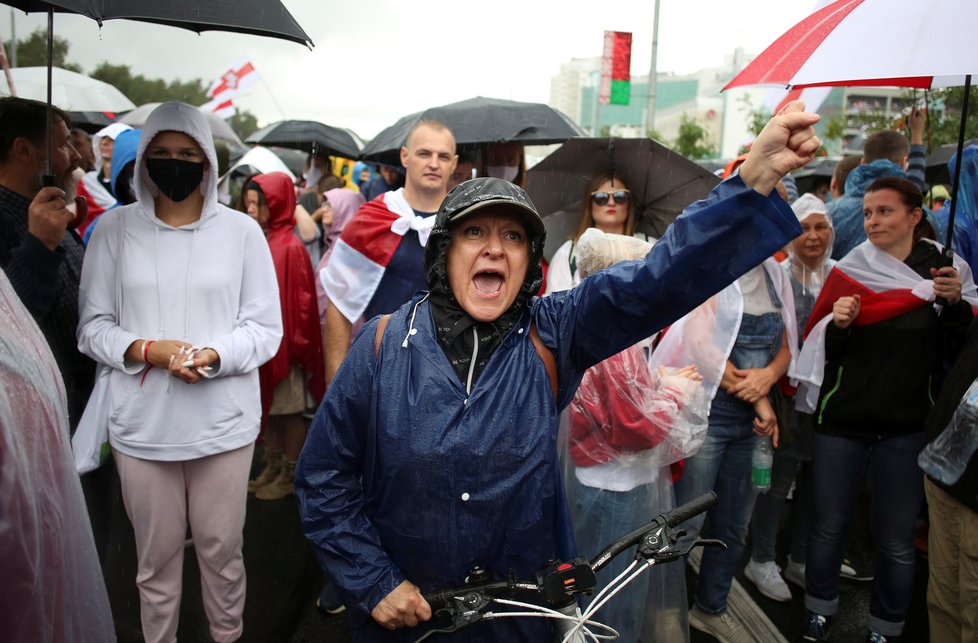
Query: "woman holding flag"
794 177 978 643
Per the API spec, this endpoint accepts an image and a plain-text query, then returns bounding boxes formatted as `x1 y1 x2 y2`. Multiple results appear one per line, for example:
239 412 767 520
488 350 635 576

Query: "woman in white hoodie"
78 102 282 643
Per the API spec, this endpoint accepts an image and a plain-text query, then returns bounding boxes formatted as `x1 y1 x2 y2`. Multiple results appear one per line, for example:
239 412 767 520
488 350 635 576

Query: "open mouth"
473 269 505 296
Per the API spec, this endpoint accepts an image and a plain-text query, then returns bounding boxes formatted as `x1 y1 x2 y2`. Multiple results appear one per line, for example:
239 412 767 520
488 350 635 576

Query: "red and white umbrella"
723 0 977 258
724 0 976 91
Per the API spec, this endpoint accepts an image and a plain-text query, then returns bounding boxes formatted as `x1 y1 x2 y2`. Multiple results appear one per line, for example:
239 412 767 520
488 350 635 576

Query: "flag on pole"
206 57 259 102
600 31 632 106
199 97 237 120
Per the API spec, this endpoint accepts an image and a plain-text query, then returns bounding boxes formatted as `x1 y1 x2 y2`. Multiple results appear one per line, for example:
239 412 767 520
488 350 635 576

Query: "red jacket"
568 345 684 467
251 172 326 420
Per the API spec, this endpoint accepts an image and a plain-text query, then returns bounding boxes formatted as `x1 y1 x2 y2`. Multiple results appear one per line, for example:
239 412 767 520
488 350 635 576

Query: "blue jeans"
750 451 813 565
571 478 661 643
675 312 783 614
805 431 927 637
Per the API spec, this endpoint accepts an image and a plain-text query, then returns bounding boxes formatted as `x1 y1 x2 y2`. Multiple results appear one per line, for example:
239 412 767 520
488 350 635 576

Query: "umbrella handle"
934 246 953 307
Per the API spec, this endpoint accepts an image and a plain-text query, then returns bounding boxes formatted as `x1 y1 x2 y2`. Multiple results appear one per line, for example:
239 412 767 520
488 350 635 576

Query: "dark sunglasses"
590 189 631 206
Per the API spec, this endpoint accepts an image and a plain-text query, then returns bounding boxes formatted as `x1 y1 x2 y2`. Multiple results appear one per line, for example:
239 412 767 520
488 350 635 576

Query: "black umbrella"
926 139 978 187
67 111 115 133
525 137 720 257
361 96 584 166
4 0 313 180
246 120 361 161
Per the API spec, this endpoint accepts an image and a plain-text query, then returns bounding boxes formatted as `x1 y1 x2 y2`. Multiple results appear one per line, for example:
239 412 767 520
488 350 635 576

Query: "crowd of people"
0 90 977 643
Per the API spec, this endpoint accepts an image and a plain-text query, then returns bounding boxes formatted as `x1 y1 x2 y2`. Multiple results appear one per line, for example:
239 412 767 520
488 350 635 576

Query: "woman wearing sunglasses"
545 174 649 294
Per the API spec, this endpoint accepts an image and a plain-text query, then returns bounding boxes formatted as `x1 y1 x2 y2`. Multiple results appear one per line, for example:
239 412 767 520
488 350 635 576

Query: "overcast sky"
1 1 815 140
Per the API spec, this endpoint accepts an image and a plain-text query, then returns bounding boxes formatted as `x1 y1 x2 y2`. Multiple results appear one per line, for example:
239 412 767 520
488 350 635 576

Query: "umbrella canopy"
361 96 584 166
0 65 135 112
5 0 312 47
118 103 244 147
722 0 978 253
723 0 975 91
525 137 720 257
246 120 361 160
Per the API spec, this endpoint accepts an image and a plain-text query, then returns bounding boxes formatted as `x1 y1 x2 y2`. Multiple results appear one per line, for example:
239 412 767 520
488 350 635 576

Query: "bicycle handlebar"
590 491 717 574
423 491 719 610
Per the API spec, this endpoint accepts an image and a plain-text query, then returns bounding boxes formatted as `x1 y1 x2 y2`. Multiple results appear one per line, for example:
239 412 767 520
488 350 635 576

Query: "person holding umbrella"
296 102 820 640
793 177 977 643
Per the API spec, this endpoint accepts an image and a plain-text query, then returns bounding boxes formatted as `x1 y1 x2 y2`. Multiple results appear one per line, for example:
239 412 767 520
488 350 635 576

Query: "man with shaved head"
320 119 458 382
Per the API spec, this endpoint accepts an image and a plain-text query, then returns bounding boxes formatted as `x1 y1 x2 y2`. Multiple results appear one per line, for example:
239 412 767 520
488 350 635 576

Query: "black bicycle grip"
658 491 718 528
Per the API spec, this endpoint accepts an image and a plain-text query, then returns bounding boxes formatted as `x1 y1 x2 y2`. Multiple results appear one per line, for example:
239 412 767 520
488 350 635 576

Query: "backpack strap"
529 324 558 400
374 314 391 356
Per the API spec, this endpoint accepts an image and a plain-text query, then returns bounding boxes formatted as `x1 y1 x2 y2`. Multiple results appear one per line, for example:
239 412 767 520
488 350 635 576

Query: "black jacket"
925 316 978 513
816 241 973 439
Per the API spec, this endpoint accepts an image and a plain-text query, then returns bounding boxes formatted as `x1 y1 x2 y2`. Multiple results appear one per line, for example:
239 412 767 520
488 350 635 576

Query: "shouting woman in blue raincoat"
296 103 821 642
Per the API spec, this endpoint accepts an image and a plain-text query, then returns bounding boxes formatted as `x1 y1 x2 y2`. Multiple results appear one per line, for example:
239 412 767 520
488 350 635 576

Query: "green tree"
738 94 770 137
841 87 978 152
228 111 259 140
4 28 82 72
91 62 260 140
91 62 208 105
925 86 978 149
673 113 716 160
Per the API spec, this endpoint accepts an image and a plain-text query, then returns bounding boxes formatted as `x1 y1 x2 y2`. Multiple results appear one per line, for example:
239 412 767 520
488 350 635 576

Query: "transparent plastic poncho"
0 272 115 642
558 228 709 643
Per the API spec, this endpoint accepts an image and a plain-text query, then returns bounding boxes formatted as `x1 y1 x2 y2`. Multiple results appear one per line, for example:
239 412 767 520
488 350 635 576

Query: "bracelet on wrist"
142 340 155 365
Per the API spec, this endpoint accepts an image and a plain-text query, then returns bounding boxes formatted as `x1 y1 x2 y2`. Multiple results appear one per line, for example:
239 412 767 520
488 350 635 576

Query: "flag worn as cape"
320 188 434 323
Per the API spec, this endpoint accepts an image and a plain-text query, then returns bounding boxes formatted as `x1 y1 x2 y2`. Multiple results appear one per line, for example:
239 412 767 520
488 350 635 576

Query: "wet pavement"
101 451 930 642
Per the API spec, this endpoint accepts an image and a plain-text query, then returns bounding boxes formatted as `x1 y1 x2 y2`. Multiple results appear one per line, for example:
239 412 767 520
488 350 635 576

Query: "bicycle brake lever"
413 592 493 642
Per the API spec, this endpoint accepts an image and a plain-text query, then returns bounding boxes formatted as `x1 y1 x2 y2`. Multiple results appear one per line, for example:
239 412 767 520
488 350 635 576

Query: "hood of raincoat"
109 128 141 200
423 177 547 386
250 171 296 235
844 159 907 200
424 177 546 300
947 145 978 270
132 101 221 228
92 122 132 175
323 187 365 250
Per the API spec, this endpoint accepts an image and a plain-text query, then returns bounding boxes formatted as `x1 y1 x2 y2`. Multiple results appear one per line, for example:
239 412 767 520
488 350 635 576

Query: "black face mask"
147 157 205 202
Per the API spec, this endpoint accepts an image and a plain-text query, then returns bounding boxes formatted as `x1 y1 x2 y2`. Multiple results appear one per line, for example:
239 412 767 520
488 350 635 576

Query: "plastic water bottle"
918 378 978 485
751 435 773 492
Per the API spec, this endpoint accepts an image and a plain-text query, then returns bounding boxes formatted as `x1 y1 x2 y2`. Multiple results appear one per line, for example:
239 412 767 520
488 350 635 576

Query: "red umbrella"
723 0 977 273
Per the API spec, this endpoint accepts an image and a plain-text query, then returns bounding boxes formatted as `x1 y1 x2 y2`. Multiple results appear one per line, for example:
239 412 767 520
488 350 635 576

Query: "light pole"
643 0 660 138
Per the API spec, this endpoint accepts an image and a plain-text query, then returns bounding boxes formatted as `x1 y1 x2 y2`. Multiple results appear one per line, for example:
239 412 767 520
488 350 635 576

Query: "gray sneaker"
784 558 806 589
689 604 753 643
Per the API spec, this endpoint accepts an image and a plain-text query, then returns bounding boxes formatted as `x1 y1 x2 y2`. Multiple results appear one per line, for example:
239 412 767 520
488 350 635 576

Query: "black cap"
434 177 545 237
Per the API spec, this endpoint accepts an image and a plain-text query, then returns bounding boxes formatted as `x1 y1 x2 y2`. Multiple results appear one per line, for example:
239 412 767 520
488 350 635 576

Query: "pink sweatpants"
114 444 254 643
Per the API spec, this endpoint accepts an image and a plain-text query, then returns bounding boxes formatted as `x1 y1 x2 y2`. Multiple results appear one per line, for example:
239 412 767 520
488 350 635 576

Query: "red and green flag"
600 31 632 105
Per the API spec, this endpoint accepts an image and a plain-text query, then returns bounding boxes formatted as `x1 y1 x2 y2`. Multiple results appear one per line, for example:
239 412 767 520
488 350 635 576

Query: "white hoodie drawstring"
465 327 478 395
401 293 430 348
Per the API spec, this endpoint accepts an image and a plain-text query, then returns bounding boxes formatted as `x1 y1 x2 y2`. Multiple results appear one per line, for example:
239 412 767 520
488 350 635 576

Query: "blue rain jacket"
945 146 978 273
296 176 801 642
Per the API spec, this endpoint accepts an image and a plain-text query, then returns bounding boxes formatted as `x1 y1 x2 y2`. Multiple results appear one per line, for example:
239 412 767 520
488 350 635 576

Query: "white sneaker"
744 559 793 602
689 604 753 643
784 558 806 589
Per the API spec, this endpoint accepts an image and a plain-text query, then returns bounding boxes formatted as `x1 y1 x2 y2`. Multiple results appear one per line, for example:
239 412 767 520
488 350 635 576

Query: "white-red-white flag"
206 57 258 101
200 97 237 120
